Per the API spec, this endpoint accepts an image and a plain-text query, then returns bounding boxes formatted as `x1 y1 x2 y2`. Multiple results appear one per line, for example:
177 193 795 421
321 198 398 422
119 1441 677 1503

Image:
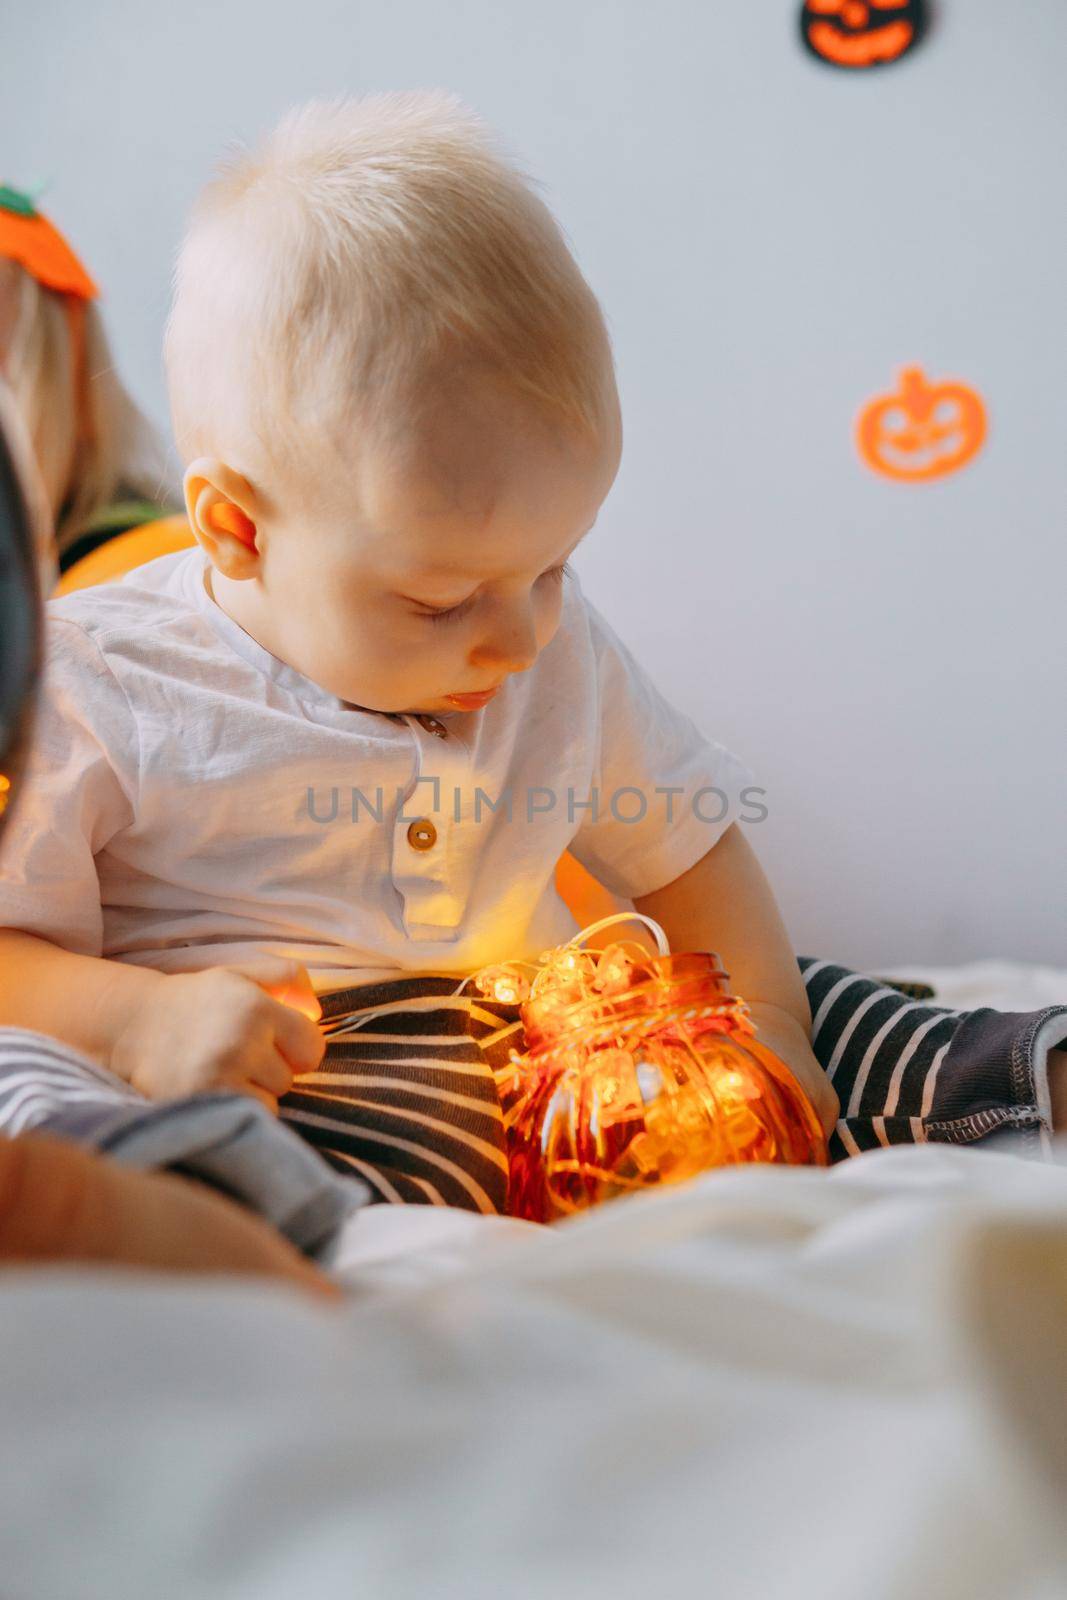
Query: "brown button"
406 817 437 851
418 716 448 739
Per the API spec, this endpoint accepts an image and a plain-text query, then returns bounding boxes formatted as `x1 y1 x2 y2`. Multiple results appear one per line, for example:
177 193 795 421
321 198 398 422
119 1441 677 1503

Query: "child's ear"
184 458 260 578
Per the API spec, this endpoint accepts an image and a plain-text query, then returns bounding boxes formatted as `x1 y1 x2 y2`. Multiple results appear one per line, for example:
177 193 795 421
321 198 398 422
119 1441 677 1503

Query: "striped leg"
279 976 518 1214
798 958 1067 1161
278 965 1067 1201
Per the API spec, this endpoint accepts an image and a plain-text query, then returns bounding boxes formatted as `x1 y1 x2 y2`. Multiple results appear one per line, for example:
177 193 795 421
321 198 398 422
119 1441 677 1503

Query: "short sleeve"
0 617 138 956
566 598 759 900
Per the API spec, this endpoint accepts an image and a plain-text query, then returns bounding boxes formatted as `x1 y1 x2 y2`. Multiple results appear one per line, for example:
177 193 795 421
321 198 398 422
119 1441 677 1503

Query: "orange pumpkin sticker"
857 368 988 483
800 0 926 70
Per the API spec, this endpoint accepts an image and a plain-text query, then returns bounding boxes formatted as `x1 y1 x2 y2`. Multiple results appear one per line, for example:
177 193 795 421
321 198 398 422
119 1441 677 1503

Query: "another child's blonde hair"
0 258 171 561
0 372 55 594
163 90 616 482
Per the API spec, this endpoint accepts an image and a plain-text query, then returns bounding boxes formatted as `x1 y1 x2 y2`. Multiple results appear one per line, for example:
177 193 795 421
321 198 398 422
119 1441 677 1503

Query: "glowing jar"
502 951 827 1224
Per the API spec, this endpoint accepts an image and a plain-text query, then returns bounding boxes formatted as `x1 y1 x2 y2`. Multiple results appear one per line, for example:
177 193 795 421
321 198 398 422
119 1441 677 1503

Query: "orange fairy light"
473 914 828 1224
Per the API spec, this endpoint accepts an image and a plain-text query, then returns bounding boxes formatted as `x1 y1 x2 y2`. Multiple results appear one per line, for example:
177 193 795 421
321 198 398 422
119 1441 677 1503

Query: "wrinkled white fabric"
0 549 755 988
881 959 1067 1015
1 1142 1066 1599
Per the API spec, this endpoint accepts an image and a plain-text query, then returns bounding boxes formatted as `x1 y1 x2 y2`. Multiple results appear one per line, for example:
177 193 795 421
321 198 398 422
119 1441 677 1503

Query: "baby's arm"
0 929 325 1111
0 1129 337 1296
0 614 323 1107
1050 1052 1067 1132
632 823 840 1136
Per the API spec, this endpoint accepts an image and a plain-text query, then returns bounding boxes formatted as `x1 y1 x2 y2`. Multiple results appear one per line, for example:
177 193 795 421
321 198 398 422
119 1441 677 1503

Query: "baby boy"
0 92 838 1139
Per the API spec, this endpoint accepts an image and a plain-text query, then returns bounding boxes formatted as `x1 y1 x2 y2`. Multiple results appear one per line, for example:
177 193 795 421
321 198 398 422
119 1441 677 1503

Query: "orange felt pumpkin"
0 185 100 463
799 0 926 70
0 185 98 300
856 367 987 483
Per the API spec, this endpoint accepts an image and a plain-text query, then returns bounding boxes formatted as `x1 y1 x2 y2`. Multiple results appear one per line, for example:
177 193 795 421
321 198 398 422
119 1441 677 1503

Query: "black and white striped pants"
0 960 1063 1216
274 959 1067 1210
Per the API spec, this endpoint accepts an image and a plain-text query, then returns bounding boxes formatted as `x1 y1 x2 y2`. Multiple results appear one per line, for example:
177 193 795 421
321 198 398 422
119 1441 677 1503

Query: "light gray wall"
3 0 1065 969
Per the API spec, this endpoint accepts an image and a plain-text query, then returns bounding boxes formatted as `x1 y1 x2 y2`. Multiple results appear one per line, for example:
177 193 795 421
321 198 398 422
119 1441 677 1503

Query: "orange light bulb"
505 950 828 1223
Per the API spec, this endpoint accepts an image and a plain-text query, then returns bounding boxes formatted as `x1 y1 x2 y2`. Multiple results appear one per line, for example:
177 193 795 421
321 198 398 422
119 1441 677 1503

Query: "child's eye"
415 562 570 625
419 594 476 626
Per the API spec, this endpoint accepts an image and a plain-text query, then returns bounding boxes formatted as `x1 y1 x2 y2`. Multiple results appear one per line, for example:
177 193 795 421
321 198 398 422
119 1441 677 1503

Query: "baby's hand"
110 957 325 1112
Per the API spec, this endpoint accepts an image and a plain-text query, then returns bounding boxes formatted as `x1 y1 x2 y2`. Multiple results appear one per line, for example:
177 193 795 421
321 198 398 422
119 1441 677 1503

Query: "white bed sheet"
2 1141 1066 1600
1 959 1065 1600
879 957 1067 1014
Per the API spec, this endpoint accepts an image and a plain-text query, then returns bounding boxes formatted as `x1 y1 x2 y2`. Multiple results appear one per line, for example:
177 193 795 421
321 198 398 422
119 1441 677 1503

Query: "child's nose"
469 600 539 675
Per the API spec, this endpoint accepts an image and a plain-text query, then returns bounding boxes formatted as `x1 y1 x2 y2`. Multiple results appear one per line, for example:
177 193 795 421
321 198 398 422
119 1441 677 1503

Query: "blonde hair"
163 90 616 482
0 372 55 595
0 258 172 562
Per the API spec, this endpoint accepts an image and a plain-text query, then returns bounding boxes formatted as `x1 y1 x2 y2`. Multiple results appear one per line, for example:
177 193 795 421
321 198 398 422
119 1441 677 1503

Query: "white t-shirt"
0 548 757 990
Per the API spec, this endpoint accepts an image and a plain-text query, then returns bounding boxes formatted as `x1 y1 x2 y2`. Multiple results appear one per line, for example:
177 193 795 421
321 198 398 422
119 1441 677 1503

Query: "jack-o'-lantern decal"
857 367 988 483
800 0 927 70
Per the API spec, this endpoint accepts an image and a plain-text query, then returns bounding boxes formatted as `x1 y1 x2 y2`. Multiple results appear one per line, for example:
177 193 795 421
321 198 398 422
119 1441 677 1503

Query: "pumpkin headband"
0 184 99 462
0 184 98 301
